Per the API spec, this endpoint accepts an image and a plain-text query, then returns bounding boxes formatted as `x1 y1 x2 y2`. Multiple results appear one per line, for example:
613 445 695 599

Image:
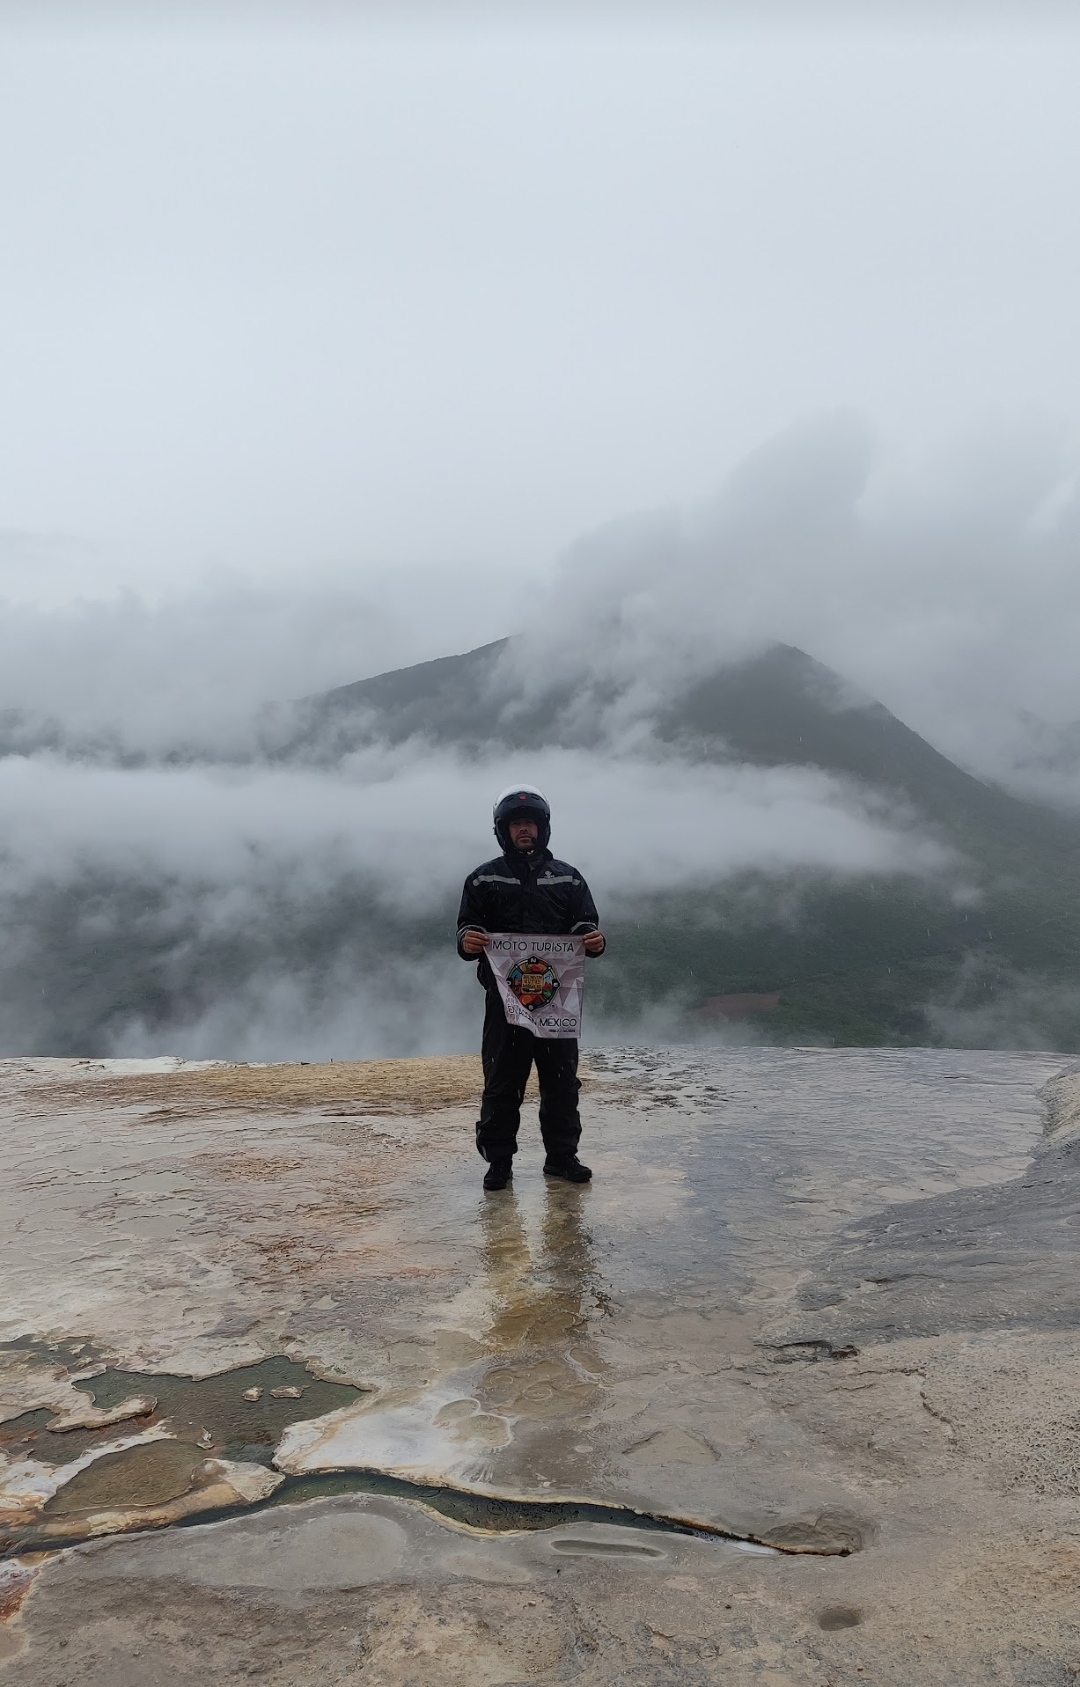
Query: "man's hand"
461 929 490 957
583 931 605 955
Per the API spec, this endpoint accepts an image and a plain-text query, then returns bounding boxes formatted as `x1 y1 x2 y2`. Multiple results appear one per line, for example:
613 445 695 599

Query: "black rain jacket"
456 849 605 993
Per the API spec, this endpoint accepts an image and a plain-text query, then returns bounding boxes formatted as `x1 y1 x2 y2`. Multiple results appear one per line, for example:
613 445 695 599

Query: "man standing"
457 786 606 1192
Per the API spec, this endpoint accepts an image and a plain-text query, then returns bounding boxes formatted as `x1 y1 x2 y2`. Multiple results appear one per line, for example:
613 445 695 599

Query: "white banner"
486 932 586 1040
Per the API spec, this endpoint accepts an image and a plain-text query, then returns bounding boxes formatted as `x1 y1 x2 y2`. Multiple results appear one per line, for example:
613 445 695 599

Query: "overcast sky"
2 4 1078 607
3 3 1079 1058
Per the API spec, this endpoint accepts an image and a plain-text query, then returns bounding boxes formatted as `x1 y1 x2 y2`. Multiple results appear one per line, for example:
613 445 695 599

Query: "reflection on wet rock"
480 1358 596 1419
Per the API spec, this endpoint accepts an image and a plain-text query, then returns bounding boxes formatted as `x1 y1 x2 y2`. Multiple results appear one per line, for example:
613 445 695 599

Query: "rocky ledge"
1 1046 1079 1684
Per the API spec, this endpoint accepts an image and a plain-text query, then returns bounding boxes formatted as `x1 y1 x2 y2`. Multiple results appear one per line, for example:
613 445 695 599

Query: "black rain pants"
476 989 582 1164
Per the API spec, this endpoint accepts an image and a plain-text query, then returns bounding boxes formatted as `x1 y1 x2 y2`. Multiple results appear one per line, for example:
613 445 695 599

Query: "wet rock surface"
1 1356 364 1471
774 1130 1080 1346
2 1047 1080 1681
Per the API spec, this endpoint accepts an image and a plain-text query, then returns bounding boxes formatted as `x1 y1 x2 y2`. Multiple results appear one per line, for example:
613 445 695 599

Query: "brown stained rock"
33 1055 488 1118
0 1560 36 1624
0 1561 37 1667
755 1507 873 1556
23 1457 284 1549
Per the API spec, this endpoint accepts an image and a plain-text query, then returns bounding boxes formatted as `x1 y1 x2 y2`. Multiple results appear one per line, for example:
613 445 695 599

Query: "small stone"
197 1429 214 1448
241 1387 263 1402
270 1385 305 1399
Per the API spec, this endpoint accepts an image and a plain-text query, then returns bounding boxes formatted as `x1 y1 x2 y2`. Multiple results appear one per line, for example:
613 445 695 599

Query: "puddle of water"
2 1346 746 1553
0 1355 365 1470
258 1469 749 1547
42 1440 204 1515
0 1334 110 1372
550 1537 667 1557
6 1459 776 1559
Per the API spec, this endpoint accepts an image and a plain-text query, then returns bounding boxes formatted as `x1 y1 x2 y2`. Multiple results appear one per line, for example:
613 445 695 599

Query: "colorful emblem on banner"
507 956 560 1010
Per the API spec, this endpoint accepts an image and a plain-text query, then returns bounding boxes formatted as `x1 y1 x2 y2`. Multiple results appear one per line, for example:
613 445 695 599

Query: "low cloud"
0 745 954 908
0 552 524 757
4 417 1080 811
0 742 955 1057
926 956 1080 1053
2 413 1077 1056
517 412 1080 803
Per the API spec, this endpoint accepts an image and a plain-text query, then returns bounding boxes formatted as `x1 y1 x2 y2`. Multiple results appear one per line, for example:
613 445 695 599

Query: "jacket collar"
502 846 552 878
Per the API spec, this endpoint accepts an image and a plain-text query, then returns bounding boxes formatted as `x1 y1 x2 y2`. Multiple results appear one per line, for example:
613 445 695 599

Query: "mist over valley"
4 419 1080 1058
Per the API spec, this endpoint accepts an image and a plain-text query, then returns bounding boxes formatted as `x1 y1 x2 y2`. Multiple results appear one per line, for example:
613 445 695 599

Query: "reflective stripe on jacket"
456 850 604 981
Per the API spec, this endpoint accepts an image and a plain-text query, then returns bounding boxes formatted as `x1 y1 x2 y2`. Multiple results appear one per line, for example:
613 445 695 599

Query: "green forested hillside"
293 637 1080 1048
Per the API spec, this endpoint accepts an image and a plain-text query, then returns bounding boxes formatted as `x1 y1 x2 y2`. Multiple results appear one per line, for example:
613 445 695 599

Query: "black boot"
483 1157 514 1191
543 1155 592 1183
